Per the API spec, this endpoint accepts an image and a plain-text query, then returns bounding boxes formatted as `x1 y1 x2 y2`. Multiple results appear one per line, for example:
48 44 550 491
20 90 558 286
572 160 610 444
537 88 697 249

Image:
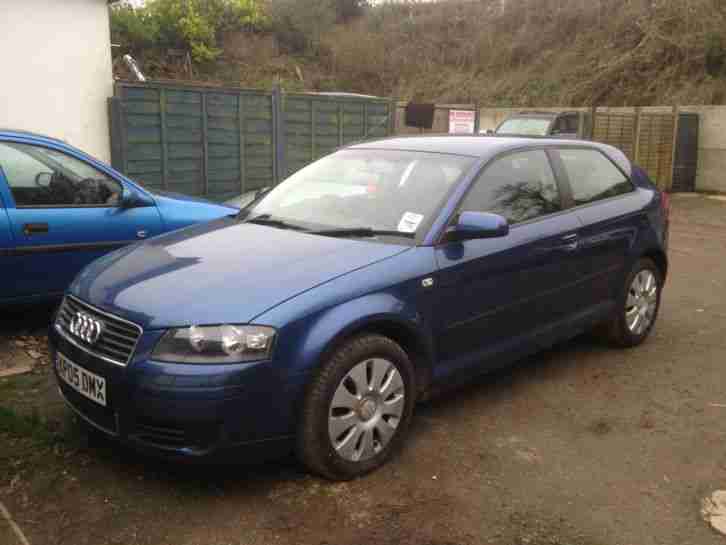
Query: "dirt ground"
1 195 726 545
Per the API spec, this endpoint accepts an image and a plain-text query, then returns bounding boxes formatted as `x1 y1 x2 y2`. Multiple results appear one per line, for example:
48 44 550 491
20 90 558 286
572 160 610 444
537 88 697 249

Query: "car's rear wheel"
604 257 662 347
297 334 415 480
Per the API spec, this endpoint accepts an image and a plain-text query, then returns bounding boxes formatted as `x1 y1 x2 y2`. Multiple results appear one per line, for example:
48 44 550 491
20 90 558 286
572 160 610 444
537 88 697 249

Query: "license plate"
56 353 107 407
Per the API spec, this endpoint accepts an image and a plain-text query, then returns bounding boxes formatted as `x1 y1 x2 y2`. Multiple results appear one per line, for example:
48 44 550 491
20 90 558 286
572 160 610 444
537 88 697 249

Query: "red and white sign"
449 110 476 134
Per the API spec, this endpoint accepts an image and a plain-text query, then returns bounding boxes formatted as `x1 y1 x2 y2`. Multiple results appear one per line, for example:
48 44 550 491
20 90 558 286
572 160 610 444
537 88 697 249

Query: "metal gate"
109 83 395 201
672 113 699 192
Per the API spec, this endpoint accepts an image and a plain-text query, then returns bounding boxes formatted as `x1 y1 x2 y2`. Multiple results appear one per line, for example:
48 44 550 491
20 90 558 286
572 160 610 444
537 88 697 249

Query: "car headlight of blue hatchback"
152 325 276 364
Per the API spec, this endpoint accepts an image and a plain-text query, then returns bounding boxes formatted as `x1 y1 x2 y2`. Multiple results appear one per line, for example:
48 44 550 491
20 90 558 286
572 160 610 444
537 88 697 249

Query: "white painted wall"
0 0 113 161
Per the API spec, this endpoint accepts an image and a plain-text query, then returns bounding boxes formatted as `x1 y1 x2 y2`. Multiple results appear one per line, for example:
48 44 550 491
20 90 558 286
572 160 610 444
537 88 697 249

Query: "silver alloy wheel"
625 269 658 335
328 358 405 462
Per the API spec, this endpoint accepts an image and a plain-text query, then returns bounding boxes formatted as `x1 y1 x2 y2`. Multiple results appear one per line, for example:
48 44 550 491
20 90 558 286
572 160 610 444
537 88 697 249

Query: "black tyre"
604 257 663 348
297 334 415 480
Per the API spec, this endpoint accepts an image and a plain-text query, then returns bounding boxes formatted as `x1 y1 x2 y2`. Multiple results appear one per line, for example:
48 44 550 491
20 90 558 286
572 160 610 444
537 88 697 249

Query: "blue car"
0 129 236 304
49 136 669 480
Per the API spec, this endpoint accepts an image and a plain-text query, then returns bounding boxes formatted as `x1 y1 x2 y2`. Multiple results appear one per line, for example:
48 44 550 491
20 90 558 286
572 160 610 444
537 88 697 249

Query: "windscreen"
246 149 476 236
496 118 551 136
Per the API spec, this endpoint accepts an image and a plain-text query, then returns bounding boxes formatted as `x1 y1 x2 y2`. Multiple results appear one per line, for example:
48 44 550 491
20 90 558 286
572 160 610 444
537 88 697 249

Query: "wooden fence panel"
110 83 394 200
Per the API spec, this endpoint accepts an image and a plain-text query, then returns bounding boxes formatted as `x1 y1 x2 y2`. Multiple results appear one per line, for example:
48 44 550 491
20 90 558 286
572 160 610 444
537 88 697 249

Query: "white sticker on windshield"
398 212 424 233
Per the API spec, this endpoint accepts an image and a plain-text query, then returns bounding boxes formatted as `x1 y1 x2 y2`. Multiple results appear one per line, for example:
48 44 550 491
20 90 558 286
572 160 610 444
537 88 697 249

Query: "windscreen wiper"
311 227 415 239
245 214 309 231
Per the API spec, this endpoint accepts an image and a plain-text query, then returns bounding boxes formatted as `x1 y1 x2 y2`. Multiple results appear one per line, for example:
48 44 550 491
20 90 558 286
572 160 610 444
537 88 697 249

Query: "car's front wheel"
297 334 415 480
604 257 663 347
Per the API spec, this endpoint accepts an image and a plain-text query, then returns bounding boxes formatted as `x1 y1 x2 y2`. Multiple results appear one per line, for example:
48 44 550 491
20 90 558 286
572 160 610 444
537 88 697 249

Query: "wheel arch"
642 248 668 280
311 311 435 400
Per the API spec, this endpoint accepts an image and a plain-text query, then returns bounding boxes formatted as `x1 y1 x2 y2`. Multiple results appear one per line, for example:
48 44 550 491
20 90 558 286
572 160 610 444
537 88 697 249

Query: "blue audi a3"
50 136 669 480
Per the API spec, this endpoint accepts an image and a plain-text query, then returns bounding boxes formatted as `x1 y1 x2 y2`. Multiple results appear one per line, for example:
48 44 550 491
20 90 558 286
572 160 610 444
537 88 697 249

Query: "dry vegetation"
117 0 726 106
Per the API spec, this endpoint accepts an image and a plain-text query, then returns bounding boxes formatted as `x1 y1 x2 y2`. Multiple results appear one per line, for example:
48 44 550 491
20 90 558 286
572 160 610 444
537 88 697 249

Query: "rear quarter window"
558 149 634 205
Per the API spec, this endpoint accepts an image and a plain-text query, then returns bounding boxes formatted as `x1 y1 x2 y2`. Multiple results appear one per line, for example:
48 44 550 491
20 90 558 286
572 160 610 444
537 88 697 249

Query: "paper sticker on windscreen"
398 212 424 233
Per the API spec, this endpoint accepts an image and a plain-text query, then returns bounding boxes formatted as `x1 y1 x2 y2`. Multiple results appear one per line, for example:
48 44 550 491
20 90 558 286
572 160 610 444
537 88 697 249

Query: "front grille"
134 419 187 448
132 418 219 451
55 296 142 367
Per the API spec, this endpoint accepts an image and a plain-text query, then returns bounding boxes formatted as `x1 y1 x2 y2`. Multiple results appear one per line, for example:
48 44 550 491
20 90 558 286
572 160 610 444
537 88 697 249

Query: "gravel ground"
1 194 725 545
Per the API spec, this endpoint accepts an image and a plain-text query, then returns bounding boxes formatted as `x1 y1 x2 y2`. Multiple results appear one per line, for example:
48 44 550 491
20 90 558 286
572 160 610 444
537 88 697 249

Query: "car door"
0 140 164 300
553 147 643 311
0 189 13 265
431 149 584 380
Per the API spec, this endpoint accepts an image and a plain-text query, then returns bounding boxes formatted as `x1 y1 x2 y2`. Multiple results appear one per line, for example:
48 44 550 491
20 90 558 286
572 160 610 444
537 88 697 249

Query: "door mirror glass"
447 211 509 242
35 172 52 187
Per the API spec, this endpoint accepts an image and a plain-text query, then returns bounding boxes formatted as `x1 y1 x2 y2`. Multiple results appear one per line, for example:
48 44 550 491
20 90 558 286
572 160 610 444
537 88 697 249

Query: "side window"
558 149 633 206
460 150 562 225
0 142 122 207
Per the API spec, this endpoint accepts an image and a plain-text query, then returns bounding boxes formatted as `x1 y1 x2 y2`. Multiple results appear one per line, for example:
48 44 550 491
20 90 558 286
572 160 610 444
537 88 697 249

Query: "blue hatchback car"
0 129 236 304
49 136 669 480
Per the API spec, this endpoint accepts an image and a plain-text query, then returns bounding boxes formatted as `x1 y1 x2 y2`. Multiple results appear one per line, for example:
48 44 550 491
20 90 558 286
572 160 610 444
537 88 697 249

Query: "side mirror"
446 211 509 242
35 172 53 187
119 189 142 209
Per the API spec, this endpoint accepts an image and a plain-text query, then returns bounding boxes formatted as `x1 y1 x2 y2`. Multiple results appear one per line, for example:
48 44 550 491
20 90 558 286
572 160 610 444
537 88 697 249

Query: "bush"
268 0 337 54
110 4 161 53
111 0 267 63
706 32 726 76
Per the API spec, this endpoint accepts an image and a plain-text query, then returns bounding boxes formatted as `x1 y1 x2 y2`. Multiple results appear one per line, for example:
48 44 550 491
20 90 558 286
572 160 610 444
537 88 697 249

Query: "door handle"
23 223 49 236
560 233 579 251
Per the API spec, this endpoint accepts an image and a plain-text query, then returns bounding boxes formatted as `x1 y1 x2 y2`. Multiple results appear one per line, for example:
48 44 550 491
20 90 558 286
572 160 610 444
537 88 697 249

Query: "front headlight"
152 325 276 364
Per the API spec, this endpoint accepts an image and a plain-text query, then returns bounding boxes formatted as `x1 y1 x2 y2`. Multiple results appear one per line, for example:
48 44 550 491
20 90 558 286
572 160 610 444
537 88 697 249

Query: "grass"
0 405 64 484
0 373 46 396
0 406 57 443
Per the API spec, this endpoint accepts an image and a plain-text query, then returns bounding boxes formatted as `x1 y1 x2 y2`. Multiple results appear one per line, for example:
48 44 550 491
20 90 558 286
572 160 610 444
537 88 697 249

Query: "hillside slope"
116 0 726 106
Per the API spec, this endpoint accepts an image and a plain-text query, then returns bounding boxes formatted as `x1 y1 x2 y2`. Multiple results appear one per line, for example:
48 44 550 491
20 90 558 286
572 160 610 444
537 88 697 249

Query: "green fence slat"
166 90 201 104
126 115 161 128
238 94 246 193
127 144 161 161
166 102 202 116
168 159 202 173
125 102 160 115
168 144 202 159
159 88 168 189
127 160 162 175
124 87 160 101
126 126 162 144
208 144 239 158
166 116 202 129
166 128 203 143
202 93 209 196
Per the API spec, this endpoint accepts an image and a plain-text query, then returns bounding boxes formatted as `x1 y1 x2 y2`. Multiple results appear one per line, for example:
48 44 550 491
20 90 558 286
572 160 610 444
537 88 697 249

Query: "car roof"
0 128 67 144
349 135 617 160
507 111 579 119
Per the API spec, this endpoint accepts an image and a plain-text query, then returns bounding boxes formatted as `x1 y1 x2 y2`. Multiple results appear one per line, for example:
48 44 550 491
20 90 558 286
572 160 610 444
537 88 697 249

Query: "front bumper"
49 324 308 462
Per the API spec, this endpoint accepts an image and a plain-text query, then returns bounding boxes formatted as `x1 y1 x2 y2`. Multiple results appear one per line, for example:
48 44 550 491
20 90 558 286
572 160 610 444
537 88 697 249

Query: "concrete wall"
479 106 726 193
0 0 113 161
681 106 726 193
